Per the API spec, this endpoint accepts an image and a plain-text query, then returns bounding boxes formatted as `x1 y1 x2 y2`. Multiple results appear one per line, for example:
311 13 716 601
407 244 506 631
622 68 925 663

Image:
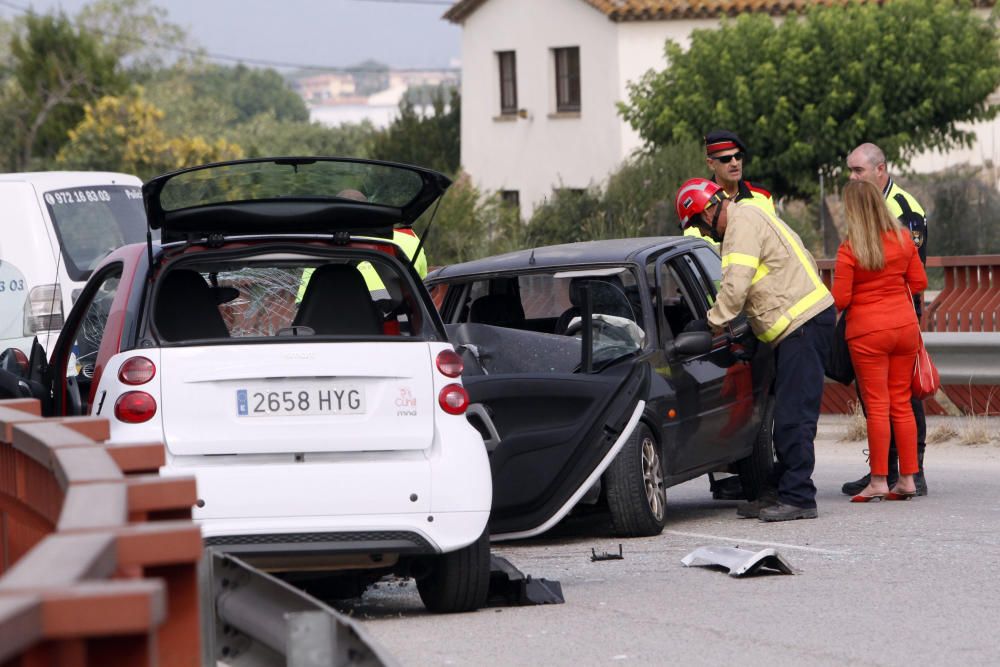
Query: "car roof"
427 236 704 280
0 171 142 187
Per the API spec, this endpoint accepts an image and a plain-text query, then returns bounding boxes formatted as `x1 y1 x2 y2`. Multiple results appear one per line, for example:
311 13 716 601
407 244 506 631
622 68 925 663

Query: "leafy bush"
416 172 525 266
523 142 704 248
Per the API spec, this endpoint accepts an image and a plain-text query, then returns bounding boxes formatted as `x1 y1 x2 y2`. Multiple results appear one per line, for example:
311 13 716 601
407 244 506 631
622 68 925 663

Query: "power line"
348 0 453 5
0 0 459 73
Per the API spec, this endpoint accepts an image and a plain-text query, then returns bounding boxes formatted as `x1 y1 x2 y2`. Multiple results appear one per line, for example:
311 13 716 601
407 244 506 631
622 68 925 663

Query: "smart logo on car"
396 387 417 416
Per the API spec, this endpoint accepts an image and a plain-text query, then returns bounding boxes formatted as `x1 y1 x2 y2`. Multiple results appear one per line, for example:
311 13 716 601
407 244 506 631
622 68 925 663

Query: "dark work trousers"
770 305 836 508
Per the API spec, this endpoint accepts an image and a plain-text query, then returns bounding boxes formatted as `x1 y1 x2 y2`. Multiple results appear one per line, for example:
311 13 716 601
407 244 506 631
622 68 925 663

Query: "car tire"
605 422 667 537
737 395 775 499
417 528 490 614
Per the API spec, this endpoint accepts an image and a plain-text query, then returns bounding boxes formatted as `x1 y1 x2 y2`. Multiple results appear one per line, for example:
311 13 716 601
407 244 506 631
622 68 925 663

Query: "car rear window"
44 185 149 281
156 160 425 212
153 251 425 342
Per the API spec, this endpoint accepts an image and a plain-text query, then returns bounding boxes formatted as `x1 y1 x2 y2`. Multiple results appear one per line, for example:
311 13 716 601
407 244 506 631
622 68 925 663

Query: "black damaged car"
425 236 776 540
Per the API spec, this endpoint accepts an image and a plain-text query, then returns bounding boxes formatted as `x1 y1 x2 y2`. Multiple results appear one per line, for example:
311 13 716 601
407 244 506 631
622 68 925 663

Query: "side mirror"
668 331 712 358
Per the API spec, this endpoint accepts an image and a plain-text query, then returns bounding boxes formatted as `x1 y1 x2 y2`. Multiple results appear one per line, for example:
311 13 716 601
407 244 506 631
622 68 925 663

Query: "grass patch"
927 420 959 444
957 416 994 446
841 401 867 442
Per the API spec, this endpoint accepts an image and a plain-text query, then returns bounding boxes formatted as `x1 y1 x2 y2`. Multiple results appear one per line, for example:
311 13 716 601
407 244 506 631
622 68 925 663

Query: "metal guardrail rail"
203 550 400 667
923 332 1000 384
0 397 399 666
0 398 202 666
822 332 1000 415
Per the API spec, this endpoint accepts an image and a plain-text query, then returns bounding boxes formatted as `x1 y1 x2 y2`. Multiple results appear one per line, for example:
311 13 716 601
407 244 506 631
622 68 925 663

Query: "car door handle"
466 403 501 452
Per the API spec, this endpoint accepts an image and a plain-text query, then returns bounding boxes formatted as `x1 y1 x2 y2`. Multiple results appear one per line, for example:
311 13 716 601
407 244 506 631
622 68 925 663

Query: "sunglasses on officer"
710 151 745 164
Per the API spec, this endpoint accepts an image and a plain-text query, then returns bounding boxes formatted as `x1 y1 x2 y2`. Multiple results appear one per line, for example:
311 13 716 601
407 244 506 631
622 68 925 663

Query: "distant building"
389 69 459 91
445 0 1000 217
294 73 357 104
295 67 459 130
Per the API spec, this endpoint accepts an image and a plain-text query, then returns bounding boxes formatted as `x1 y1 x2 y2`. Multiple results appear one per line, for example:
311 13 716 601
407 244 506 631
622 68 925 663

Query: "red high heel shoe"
850 493 887 503
886 489 916 501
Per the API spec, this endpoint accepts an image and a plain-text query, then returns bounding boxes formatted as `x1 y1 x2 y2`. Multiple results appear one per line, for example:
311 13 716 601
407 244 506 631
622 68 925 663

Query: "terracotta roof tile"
445 0 995 23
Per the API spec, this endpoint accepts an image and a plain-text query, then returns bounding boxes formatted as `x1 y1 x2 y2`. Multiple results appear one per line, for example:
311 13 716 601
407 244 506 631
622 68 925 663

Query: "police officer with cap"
705 129 775 209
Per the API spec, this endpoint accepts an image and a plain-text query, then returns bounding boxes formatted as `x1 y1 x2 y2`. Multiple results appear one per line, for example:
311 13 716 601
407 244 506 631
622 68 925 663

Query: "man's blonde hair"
842 180 906 270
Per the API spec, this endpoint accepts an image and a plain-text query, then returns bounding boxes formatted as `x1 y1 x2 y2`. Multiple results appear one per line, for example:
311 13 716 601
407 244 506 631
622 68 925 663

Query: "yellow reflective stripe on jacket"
295 230 427 301
757 284 830 343
754 214 830 343
721 252 759 270
722 253 769 285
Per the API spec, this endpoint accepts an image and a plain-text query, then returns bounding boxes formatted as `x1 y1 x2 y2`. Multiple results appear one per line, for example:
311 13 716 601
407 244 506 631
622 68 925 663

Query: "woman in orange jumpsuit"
832 180 928 501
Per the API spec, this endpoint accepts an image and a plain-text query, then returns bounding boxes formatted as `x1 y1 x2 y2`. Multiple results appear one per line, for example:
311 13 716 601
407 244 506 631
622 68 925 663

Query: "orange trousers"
849 323 921 476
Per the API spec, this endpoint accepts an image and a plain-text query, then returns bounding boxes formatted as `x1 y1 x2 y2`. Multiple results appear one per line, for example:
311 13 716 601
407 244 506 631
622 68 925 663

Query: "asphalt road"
343 417 1000 667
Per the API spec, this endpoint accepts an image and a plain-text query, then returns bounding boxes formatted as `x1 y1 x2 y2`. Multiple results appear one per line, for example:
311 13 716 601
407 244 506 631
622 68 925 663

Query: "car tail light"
23 284 63 335
435 349 464 378
118 357 156 385
115 391 157 423
438 383 469 415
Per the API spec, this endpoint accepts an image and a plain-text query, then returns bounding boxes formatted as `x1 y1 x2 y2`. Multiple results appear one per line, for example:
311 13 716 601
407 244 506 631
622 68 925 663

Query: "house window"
497 51 517 115
554 47 581 113
500 190 520 212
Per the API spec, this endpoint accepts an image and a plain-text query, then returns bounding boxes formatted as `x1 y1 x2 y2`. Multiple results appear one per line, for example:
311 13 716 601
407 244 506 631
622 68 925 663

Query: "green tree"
351 59 389 96
4 11 127 169
371 87 459 173
187 64 309 123
527 187 604 247
523 142 704 248
918 168 1000 256
77 0 191 72
416 173 525 265
225 112 376 158
144 63 308 128
598 141 705 238
55 90 243 179
622 0 1000 249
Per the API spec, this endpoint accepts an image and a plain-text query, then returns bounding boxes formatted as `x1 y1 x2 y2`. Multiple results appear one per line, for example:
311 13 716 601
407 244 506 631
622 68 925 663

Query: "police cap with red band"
705 129 747 156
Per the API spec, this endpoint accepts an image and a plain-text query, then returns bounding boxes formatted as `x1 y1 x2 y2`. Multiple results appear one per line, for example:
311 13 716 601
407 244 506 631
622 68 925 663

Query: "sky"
0 0 462 70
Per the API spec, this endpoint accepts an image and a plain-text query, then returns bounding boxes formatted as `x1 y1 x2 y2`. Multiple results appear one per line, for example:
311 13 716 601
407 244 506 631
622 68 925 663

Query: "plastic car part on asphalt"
486 555 565 606
680 546 797 577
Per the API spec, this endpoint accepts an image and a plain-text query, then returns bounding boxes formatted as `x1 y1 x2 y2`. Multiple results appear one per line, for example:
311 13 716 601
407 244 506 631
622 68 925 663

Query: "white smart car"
1 157 493 613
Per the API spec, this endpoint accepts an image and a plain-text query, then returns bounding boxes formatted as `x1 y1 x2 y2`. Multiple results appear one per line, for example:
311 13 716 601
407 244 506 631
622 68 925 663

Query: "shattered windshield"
152 251 426 343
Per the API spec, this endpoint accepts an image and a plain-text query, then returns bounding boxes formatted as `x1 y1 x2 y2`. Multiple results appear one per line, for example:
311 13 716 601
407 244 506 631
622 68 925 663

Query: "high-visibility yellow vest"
297 230 428 301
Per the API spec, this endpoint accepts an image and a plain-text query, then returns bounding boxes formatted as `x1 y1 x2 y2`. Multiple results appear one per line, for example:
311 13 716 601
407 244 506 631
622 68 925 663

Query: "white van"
0 171 146 355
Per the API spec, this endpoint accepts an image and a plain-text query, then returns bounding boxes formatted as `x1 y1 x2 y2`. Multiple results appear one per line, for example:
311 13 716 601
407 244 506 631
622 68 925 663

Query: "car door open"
443 270 649 538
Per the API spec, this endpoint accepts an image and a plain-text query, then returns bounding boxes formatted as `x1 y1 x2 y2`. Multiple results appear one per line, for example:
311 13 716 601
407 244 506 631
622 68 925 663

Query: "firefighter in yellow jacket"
684 130 776 247
675 177 835 522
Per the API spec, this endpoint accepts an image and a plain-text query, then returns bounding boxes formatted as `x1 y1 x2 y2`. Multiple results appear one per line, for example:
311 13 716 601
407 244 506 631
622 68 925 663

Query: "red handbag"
909 286 940 400
912 336 940 400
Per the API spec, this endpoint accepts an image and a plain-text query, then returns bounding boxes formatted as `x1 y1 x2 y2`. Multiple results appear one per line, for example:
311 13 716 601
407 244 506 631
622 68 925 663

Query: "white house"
445 0 1000 216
